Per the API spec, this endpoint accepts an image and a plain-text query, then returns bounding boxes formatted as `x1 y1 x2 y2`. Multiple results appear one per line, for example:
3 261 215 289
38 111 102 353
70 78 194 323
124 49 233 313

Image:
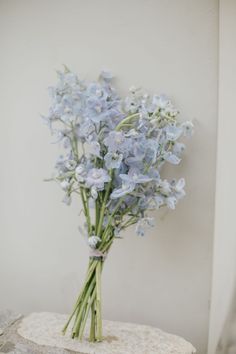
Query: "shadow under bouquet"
43 67 193 342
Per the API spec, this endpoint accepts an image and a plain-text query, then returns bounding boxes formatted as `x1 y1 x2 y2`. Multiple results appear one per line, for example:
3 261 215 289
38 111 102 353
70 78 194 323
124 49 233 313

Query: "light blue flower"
166 196 177 209
119 168 153 185
75 164 86 182
165 125 183 141
151 94 170 111
154 194 164 208
62 194 72 205
85 96 107 123
85 168 111 190
44 67 193 233
60 179 71 191
110 182 136 199
65 159 77 170
104 152 123 169
89 141 101 158
159 180 172 195
173 178 186 199
173 142 186 157
181 121 194 137
104 131 131 153
163 151 181 165
135 217 154 236
99 70 113 82
78 120 95 140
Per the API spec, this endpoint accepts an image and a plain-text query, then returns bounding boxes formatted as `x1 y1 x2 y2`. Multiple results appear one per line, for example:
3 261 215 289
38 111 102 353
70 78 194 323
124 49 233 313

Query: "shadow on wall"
216 281 236 354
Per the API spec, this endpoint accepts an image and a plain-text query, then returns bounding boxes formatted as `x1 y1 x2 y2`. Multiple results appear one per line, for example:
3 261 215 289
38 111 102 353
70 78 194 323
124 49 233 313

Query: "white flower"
88 236 101 249
159 180 171 195
175 178 185 193
166 196 177 209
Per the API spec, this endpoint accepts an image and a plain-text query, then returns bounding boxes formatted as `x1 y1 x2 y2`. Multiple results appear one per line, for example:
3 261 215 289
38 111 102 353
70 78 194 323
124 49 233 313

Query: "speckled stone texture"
0 310 22 334
17 312 196 354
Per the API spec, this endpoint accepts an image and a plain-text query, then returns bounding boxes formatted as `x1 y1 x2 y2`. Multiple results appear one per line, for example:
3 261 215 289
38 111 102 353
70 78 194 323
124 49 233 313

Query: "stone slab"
17 312 196 354
0 310 22 336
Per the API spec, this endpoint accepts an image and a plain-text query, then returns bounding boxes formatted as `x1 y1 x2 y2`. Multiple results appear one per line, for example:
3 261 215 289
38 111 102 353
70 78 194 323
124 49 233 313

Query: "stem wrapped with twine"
62 229 113 341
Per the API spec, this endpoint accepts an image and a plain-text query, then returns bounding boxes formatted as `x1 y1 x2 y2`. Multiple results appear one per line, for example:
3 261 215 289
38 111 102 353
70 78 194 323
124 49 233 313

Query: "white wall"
0 1 218 353
208 1 236 353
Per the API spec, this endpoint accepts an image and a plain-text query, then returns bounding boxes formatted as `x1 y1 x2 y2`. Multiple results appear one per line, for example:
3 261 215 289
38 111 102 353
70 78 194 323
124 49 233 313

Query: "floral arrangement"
43 67 193 342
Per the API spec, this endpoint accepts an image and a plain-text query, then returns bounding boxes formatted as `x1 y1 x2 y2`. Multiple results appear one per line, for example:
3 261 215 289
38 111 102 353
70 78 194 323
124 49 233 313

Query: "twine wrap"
89 248 107 261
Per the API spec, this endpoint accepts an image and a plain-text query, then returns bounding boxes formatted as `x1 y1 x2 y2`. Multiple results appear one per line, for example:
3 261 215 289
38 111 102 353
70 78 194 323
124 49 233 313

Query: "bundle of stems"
62 235 113 341
62 115 140 342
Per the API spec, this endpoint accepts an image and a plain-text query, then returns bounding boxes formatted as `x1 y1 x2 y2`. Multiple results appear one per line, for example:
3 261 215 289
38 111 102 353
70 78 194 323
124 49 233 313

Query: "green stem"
95 198 100 234
80 187 92 235
72 276 96 337
89 301 96 341
63 231 115 341
102 198 124 240
96 172 113 237
121 215 138 229
62 261 97 334
78 286 96 341
115 113 140 131
95 261 102 341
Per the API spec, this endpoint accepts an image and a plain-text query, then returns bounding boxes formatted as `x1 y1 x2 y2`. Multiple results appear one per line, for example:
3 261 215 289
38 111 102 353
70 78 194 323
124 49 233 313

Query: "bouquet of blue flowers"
43 67 193 342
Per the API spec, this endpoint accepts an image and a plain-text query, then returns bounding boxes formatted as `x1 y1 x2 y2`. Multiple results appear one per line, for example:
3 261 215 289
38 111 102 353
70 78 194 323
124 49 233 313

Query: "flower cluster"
43 68 193 238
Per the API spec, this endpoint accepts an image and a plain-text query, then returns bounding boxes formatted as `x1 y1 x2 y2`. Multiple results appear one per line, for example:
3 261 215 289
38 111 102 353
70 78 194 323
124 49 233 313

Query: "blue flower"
85 96 108 123
135 217 154 236
110 182 136 199
77 120 95 141
104 131 131 153
85 168 111 190
62 194 72 205
44 67 193 233
173 142 186 157
89 141 101 158
104 152 123 169
166 196 177 209
165 125 183 141
173 178 186 199
119 168 153 185
75 164 86 182
158 180 172 195
163 151 181 165
181 121 194 137
99 70 113 82
60 179 71 191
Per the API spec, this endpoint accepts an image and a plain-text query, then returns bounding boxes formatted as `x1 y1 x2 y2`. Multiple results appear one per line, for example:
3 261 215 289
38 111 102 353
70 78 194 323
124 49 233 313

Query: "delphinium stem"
63 228 114 341
89 301 96 341
95 260 102 341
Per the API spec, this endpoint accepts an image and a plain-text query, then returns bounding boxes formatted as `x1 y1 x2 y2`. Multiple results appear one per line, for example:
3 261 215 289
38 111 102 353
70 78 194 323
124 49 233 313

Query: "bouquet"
43 67 193 342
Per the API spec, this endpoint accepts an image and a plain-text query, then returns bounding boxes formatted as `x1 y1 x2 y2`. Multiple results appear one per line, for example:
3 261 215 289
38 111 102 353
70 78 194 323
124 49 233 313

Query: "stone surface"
18 312 196 354
0 316 74 354
0 342 69 354
0 310 21 335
